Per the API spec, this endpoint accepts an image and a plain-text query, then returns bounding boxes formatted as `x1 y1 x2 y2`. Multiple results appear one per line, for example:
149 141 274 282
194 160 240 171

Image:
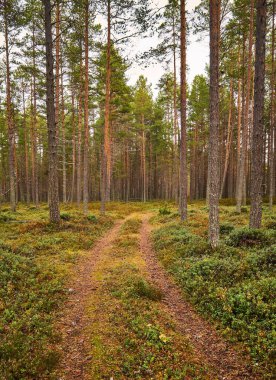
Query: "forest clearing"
0 0 275 379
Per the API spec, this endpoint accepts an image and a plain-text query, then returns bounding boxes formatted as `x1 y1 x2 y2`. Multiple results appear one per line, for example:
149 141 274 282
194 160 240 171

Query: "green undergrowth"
151 203 276 379
88 216 214 379
0 203 117 379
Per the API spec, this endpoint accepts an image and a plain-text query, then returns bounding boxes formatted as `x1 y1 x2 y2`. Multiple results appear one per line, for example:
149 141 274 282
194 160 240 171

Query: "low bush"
87 214 97 223
60 212 71 221
219 223 234 235
226 228 272 248
129 278 163 301
159 203 171 215
0 249 64 378
152 209 276 377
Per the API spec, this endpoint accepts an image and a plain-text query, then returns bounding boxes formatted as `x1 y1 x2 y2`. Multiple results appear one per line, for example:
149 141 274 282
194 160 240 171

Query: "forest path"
57 215 130 379
58 211 259 380
141 214 260 380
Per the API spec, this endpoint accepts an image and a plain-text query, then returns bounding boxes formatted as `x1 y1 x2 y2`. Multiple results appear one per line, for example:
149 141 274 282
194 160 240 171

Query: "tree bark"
208 0 220 247
236 0 254 212
83 0 89 214
31 20 39 207
22 83 30 205
43 0 60 223
179 0 187 220
249 0 267 228
61 59 66 203
220 79 234 197
269 2 275 210
4 0 16 212
101 0 111 214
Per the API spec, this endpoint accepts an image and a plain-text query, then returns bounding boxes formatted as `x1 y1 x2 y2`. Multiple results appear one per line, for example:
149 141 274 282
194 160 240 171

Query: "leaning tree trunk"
43 0 60 223
208 0 220 247
179 0 187 221
249 0 267 228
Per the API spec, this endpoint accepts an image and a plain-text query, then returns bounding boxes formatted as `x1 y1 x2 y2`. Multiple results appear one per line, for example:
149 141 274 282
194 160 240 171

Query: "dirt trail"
57 217 126 380
140 215 260 380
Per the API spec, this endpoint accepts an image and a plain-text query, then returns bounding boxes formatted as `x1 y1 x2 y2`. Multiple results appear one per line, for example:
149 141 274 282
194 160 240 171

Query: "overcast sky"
0 0 209 94
126 0 209 93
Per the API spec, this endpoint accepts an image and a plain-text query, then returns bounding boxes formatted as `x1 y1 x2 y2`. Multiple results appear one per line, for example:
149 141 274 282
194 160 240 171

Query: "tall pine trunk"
83 0 89 214
22 83 30 204
4 0 16 212
249 0 267 228
32 21 39 207
269 2 275 210
101 0 111 214
236 0 254 212
208 0 220 247
179 0 187 221
43 0 60 223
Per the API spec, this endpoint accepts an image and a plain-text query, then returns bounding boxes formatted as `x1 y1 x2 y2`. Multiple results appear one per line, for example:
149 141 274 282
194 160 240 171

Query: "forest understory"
0 0 275 378
0 201 274 379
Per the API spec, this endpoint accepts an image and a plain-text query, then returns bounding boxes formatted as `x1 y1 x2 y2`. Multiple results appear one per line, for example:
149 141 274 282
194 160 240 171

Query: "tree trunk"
32 20 39 207
43 0 60 223
249 0 267 228
83 0 89 214
179 0 187 220
22 83 30 205
77 82 83 206
236 0 254 212
71 90 76 202
208 0 220 247
101 0 111 214
4 0 16 212
269 2 275 210
61 59 66 203
173 13 179 203
220 79 234 197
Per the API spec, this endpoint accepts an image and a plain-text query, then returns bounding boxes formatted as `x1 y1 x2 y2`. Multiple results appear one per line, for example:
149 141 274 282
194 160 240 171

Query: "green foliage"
129 278 163 301
152 205 276 377
87 214 98 223
0 213 15 222
0 249 63 378
265 220 276 230
60 212 71 221
159 203 171 215
219 223 234 235
226 228 274 247
0 203 115 378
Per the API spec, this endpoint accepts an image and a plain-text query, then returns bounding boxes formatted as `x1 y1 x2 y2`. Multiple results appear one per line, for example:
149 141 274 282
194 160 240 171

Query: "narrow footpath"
57 213 260 380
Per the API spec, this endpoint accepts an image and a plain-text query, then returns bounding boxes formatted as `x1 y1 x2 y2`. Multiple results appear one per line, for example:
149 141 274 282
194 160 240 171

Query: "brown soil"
140 215 261 380
57 218 125 380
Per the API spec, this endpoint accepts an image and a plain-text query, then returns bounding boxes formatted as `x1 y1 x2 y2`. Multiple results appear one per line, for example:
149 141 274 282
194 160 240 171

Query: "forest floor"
0 201 274 379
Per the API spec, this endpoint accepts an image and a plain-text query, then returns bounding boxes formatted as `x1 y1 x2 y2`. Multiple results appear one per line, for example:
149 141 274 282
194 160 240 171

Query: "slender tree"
83 0 90 214
179 0 187 220
249 0 267 228
43 0 60 222
101 0 111 214
208 0 220 247
3 0 16 212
